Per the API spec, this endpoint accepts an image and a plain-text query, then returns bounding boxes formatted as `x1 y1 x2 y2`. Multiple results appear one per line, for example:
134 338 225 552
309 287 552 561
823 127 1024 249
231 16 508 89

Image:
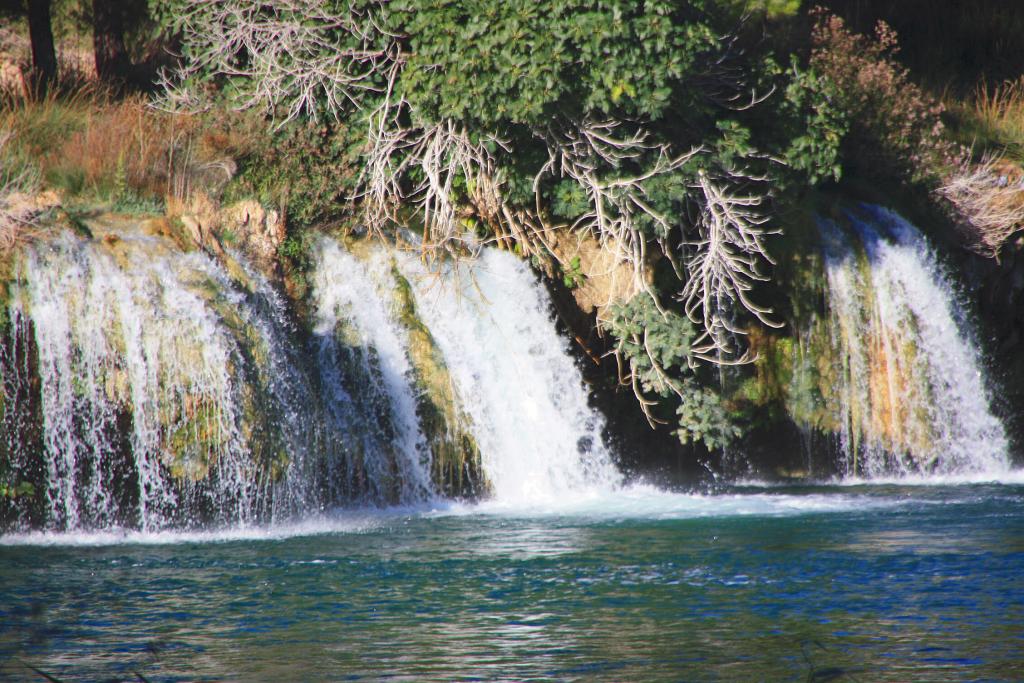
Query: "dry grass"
972 77 1024 155
42 95 202 201
0 81 256 217
0 132 44 254
938 155 1024 257
938 78 1024 256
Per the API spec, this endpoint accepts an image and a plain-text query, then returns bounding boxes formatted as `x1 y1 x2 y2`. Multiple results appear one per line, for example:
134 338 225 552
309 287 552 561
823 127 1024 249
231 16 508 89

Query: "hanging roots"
538 118 701 306
359 75 550 262
682 168 782 361
157 0 399 122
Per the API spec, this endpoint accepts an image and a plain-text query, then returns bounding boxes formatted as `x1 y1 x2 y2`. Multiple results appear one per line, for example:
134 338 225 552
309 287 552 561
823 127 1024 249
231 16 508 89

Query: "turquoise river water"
1 482 1023 681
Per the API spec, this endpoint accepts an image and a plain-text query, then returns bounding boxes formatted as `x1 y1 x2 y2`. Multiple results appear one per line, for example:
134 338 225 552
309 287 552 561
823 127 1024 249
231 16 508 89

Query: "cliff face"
961 238 1024 447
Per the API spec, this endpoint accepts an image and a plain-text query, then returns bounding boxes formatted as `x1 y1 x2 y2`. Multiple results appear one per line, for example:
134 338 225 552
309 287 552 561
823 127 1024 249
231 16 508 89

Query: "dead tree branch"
681 168 781 361
157 0 399 122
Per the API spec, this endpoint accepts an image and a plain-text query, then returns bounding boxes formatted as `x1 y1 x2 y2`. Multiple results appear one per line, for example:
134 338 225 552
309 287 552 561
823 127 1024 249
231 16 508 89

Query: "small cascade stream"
394 247 621 502
310 240 435 503
1 229 346 530
818 205 1010 478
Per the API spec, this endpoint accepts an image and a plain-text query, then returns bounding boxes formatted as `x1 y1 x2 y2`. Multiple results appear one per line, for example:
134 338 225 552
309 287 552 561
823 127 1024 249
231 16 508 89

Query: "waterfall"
309 238 620 503
818 205 1009 478
1 229 344 529
5 203 1007 532
393 247 621 502
310 239 435 503
1 223 621 530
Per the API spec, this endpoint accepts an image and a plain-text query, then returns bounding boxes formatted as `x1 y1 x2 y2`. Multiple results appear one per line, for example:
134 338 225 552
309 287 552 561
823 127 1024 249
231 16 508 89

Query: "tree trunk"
92 0 131 83
26 0 57 95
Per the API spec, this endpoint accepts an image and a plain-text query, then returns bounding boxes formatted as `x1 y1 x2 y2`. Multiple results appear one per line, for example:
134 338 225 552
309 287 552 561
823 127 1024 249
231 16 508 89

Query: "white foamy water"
311 239 435 502
395 247 621 503
818 205 1010 479
0 487 916 546
0 514 387 547
823 469 1024 486
7 234 262 529
3 231 357 530
457 484 907 519
3 232 621 534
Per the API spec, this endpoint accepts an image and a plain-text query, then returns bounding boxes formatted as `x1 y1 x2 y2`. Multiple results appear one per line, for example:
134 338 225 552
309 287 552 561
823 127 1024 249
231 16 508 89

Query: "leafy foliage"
675 379 743 450
607 295 697 397
808 9 958 184
392 0 714 129
155 0 882 452
607 295 745 449
561 255 585 290
779 58 848 185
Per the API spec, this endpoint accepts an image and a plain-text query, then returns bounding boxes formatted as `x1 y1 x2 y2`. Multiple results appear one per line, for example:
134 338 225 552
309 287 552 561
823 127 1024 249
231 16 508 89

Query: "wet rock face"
966 237 1024 449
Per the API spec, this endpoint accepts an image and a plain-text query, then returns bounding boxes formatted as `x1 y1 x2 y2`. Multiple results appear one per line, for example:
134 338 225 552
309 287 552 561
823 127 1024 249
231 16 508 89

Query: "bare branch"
680 168 782 359
157 0 399 123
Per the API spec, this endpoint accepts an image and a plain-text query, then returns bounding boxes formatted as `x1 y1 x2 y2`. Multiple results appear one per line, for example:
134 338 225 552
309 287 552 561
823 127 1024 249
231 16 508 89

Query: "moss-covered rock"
389 260 487 498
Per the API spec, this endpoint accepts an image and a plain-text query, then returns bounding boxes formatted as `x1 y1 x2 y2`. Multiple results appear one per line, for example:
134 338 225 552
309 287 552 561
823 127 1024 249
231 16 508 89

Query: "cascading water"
0 221 621 531
394 247 621 502
310 239 435 503
309 238 620 504
818 204 1009 478
0 226 339 530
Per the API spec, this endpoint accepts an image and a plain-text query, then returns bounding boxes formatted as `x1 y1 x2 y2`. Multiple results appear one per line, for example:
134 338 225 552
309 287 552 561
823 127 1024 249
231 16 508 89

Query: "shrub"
812 0 1024 92
808 8 958 185
158 0 863 451
606 294 745 449
224 118 361 226
778 57 848 186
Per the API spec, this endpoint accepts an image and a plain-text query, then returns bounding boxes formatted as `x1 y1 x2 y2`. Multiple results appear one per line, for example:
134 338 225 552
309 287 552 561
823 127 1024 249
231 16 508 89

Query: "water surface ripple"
2 484 1022 681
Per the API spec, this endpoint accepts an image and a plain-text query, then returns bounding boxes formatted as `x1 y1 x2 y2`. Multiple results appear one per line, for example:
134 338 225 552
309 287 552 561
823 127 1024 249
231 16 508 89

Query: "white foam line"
0 509 415 547
733 469 1024 488
427 483 910 520
9 478 1018 547
830 470 1024 486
